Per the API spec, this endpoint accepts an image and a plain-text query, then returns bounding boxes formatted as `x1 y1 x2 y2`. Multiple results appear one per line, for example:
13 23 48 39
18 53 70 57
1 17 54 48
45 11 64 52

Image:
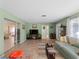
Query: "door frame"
42 25 49 39
4 18 20 46
56 23 61 40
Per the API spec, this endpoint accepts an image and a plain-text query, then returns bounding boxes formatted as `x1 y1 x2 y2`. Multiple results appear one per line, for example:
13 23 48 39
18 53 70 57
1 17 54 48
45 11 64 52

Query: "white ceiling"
2 0 79 23
0 0 3 8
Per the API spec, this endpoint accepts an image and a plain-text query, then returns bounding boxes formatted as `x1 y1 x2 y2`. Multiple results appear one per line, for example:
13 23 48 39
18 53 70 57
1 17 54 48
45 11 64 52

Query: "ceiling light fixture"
42 15 47 17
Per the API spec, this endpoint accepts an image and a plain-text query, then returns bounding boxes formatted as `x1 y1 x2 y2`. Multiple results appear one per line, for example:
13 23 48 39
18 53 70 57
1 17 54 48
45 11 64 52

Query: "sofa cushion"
55 41 79 59
72 43 79 48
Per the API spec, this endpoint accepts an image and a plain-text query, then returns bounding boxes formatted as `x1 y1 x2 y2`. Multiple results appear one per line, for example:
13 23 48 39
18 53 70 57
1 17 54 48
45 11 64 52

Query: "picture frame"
32 24 37 28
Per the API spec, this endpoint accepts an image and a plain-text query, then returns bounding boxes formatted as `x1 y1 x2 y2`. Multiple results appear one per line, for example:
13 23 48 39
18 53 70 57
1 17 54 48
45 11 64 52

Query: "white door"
42 25 49 39
4 20 16 51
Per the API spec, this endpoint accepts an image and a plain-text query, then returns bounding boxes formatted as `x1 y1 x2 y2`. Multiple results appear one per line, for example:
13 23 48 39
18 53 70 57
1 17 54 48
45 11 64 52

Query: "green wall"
26 23 56 38
0 9 27 55
26 23 56 35
49 23 56 34
26 23 42 35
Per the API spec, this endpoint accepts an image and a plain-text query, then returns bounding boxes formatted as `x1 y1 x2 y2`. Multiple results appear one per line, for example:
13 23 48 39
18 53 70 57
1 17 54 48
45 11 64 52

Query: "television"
30 29 38 34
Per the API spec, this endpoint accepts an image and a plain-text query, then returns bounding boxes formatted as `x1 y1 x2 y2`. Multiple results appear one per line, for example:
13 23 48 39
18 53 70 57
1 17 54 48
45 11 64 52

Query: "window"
67 17 79 39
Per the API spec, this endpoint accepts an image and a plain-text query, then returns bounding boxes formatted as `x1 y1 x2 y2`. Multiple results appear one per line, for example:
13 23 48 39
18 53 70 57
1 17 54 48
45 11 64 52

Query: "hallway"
4 40 64 59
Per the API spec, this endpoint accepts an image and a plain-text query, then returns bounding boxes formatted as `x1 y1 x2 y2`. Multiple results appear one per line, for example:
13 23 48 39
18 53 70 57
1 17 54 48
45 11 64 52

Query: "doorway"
42 25 49 39
56 23 61 40
4 19 16 51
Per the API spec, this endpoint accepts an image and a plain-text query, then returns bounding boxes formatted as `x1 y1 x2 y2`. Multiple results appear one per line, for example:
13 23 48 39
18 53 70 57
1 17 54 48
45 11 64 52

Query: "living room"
0 0 79 59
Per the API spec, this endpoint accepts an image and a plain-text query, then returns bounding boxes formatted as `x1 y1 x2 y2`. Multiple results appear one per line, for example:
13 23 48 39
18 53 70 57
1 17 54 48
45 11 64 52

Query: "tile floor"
4 40 64 59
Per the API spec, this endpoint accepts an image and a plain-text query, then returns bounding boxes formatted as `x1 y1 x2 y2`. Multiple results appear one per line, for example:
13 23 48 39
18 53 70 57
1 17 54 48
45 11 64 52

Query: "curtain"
67 17 79 39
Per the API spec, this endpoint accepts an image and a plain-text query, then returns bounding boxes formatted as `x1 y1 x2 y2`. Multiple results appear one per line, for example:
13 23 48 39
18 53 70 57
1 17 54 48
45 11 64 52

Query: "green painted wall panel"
26 23 42 35
49 23 56 34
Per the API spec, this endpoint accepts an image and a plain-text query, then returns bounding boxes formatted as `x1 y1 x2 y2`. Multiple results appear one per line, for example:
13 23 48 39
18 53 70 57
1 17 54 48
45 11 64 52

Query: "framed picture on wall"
32 24 37 28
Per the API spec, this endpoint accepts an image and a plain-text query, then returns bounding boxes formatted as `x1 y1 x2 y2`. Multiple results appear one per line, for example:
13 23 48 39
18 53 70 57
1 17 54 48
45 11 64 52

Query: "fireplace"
30 29 38 35
27 29 41 39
